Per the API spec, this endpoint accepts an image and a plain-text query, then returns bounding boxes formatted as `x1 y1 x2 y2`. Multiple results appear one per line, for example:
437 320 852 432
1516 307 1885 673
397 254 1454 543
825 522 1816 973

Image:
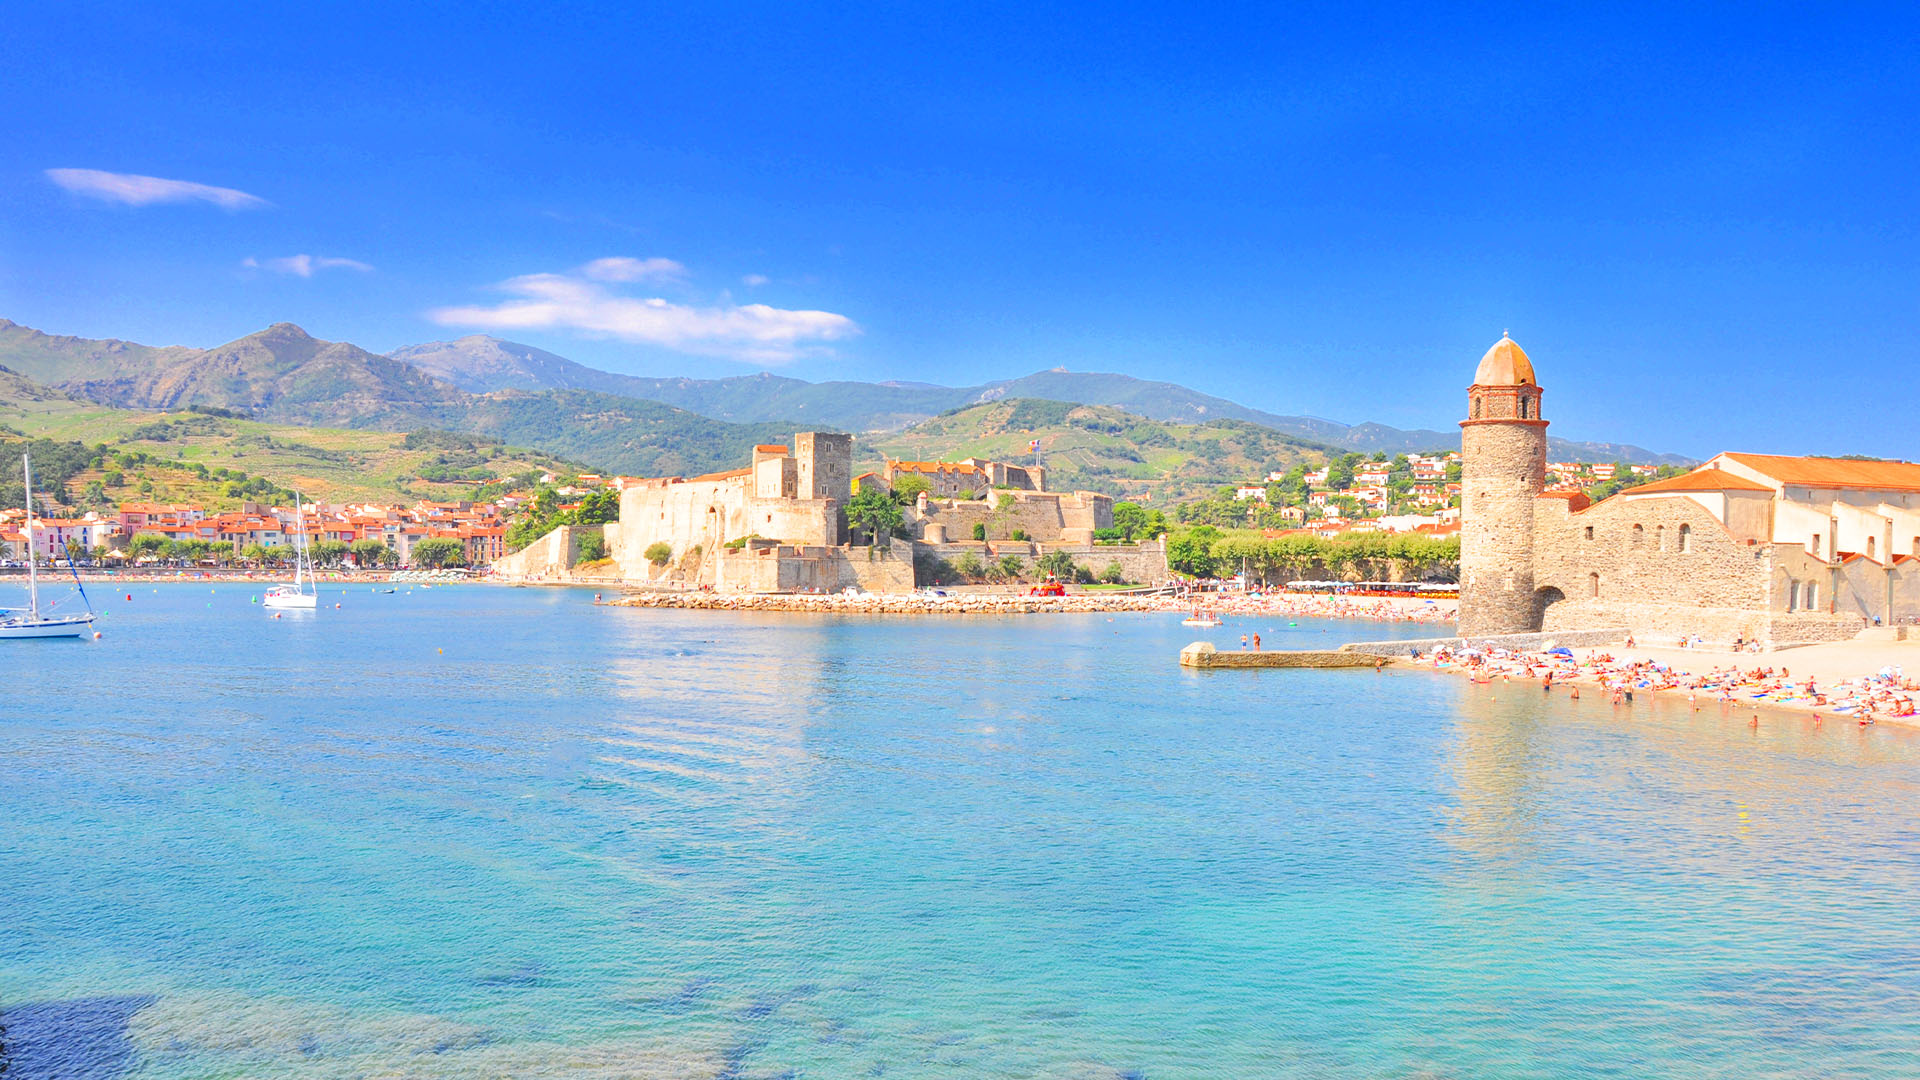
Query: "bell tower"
1459 334 1548 637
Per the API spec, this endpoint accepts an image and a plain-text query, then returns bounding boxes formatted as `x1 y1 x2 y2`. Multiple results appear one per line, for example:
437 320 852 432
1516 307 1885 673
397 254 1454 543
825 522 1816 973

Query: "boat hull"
0 615 96 639
264 592 318 610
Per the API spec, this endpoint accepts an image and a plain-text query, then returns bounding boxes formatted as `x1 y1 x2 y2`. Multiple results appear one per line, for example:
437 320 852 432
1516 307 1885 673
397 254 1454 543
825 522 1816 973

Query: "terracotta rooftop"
1622 467 1773 495
1718 453 1920 494
1473 334 1535 387
754 445 789 454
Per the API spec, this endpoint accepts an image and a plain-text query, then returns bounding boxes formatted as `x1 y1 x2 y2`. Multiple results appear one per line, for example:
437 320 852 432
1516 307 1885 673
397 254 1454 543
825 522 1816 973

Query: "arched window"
1518 396 1529 419
1655 525 1665 551
1679 524 1692 553
1805 582 1819 609
1867 535 1877 559
1631 524 1644 547
1589 572 1601 598
1471 398 1482 419
1786 578 1798 612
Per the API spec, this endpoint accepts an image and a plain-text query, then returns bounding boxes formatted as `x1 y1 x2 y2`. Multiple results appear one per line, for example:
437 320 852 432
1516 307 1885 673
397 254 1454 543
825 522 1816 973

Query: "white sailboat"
263 491 318 610
1 451 97 639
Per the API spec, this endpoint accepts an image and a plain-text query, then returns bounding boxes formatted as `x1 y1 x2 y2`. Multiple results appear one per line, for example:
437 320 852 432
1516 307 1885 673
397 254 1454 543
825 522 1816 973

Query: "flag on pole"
1028 439 1040 453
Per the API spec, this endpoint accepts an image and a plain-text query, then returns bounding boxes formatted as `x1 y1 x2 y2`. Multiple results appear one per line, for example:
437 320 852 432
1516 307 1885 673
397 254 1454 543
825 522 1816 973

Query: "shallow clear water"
4 584 1920 1078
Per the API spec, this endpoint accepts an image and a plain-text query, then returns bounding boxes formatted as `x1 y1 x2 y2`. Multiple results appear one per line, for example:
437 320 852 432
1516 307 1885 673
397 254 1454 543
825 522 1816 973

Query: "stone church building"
1459 336 1919 645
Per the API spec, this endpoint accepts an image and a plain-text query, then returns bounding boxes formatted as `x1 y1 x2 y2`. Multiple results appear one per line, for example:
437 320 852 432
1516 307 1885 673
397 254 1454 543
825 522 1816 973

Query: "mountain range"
0 318 1689 483
388 334 1688 464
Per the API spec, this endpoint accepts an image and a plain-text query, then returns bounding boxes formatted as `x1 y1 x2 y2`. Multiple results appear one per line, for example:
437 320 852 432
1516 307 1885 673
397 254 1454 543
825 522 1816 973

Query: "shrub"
644 541 673 566
971 522 987 541
1010 529 1029 542
998 554 1025 580
576 532 607 561
1100 561 1125 584
954 551 985 579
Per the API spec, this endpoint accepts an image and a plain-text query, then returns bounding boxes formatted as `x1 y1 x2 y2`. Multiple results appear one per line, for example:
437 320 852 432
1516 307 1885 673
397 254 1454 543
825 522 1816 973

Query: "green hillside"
0 374 581 510
865 399 1332 502
0 322 813 478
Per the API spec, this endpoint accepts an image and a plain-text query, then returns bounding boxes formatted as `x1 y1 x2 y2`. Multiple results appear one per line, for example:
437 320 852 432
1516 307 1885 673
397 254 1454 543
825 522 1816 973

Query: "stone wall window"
1811 533 1822 558
1631 524 1644 547
1867 535 1877 560
1678 524 1692 553
1589 572 1600 598
1655 524 1665 551
1583 525 1594 540
1518 396 1530 419
1805 582 1819 609
1786 579 1798 612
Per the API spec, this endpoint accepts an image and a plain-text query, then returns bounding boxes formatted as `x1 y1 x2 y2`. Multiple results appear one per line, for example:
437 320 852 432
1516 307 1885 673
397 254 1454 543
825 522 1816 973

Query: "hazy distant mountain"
0 318 200 389
868 398 1330 501
390 335 1690 464
0 317 1689 469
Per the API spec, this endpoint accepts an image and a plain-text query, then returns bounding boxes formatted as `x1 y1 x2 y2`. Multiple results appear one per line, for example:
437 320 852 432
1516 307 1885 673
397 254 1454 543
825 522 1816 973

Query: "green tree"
310 539 351 567
997 554 1026 580
411 536 468 568
1166 525 1222 577
576 531 607 561
129 532 168 561
644 541 673 566
1036 550 1077 580
241 543 272 565
574 489 619 525
846 487 905 545
971 522 987 541
890 474 933 504
1099 560 1125 584
1111 501 1166 541
954 551 986 579
351 538 392 568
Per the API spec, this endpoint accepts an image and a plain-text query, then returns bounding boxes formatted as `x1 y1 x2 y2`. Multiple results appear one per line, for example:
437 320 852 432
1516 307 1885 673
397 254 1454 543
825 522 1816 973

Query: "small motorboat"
1181 609 1223 628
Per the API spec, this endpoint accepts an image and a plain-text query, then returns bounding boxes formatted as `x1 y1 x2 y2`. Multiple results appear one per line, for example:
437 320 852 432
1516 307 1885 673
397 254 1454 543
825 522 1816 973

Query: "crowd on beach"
1419 643 1918 726
1184 590 1456 624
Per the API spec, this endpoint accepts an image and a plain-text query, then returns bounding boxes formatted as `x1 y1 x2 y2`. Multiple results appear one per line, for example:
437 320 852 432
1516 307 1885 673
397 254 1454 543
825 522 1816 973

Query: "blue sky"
3 3 1915 458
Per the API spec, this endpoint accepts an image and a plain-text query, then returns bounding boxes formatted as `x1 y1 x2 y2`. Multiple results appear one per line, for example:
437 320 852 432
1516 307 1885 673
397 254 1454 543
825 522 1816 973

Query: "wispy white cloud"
428 261 857 365
46 168 269 210
243 254 373 277
581 256 685 283
742 273 770 287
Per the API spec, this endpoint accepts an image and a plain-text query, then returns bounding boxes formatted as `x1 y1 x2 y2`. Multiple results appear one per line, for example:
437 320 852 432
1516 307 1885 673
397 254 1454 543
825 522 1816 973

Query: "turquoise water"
4 584 1920 1078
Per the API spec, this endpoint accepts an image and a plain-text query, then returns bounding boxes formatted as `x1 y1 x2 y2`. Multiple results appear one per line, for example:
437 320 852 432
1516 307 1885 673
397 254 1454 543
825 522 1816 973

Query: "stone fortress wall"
907 489 1112 545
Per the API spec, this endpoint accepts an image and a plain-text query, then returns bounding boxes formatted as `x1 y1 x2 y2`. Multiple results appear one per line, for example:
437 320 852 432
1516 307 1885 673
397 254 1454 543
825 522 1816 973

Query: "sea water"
3 584 1918 1078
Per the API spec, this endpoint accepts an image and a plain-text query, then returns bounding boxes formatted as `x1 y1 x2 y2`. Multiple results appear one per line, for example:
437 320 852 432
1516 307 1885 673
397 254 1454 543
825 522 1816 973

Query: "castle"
1459 336 1919 645
495 433 1168 591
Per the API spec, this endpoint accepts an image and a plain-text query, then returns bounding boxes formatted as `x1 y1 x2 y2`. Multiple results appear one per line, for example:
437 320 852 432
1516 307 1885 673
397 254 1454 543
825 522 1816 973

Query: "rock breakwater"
605 592 1179 615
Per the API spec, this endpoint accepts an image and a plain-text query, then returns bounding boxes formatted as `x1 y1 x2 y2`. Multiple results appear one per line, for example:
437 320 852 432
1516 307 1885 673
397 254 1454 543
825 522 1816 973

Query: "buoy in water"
93 632 102 639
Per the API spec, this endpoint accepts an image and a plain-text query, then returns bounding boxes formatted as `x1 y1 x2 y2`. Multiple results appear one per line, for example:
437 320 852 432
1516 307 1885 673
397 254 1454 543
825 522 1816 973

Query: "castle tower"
1459 334 1548 637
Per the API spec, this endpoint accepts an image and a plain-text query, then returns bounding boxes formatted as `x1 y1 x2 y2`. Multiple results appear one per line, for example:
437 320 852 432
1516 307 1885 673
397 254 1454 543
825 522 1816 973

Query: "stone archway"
1534 586 1568 628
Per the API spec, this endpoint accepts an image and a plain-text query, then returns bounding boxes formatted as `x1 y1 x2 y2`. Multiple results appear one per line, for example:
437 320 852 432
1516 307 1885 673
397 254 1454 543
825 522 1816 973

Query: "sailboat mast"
23 450 38 620
294 492 307 590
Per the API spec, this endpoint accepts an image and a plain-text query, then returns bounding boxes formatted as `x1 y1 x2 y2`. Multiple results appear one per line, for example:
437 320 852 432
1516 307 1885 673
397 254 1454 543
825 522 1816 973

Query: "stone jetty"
1178 641 1386 669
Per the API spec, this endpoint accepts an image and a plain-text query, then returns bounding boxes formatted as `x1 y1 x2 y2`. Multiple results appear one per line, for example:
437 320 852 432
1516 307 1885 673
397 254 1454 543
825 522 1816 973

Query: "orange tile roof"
690 467 753 483
1720 453 1920 493
754 445 789 454
1626 466 1775 495
891 460 987 475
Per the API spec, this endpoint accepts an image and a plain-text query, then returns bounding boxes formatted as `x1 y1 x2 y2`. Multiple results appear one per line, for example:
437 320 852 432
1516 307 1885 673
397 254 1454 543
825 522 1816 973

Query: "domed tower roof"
1474 334 1535 386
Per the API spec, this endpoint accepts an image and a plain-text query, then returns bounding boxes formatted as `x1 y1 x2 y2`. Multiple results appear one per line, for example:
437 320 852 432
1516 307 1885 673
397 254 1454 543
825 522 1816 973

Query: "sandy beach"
1412 637 1920 730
